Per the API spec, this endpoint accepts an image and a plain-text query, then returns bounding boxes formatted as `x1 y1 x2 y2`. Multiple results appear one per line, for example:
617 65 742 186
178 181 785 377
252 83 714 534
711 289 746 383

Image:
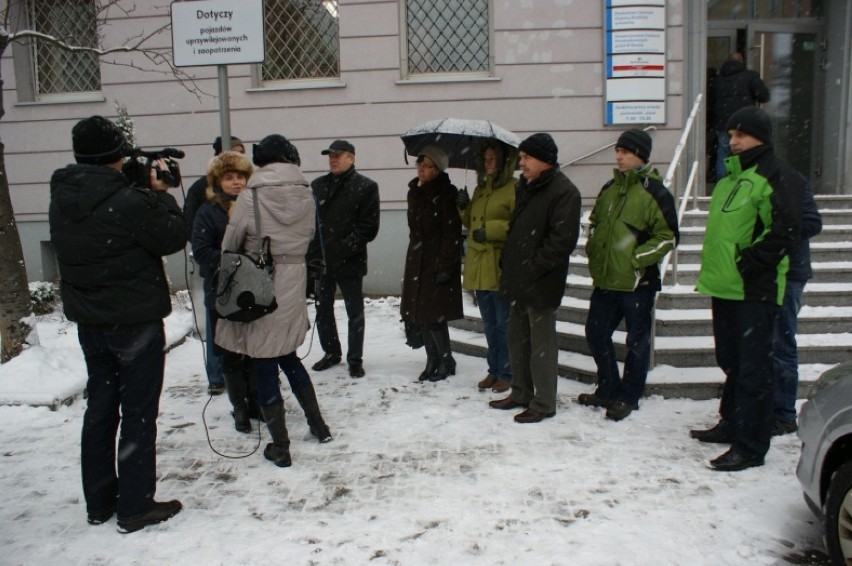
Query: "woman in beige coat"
215 134 331 468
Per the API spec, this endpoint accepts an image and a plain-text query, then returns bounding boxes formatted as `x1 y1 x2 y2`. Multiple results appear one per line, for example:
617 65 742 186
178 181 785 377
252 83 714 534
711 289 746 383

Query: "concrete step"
652 242 852 265
452 305 852 367
552 294 852 336
677 207 852 227
570 255 852 286
673 224 852 246
448 325 833 400
564 275 852 308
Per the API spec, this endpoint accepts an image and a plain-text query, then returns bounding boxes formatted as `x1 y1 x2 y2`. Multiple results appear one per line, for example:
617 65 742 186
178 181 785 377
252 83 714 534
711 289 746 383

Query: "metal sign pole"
217 65 232 152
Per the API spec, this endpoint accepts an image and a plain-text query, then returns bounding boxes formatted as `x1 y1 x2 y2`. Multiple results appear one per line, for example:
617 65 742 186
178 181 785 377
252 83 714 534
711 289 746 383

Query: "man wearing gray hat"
489 133 581 423
578 129 679 422
690 106 803 472
308 140 380 377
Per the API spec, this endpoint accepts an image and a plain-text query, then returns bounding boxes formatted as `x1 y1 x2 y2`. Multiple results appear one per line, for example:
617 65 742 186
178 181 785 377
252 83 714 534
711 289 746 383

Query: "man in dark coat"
49 116 186 533
712 53 770 181
308 140 380 377
489 133 581 423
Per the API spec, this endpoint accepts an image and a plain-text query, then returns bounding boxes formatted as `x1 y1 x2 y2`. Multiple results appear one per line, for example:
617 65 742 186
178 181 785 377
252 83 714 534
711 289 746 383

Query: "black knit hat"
212 135 244 155
72 116 130 165
616 129 652 163
518 133 558 166
252 134 301 167
726 106 772 144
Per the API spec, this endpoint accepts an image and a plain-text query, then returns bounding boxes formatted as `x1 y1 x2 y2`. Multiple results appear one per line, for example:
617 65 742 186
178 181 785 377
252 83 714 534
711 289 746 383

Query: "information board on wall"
171 0 265 67
604 0 666 125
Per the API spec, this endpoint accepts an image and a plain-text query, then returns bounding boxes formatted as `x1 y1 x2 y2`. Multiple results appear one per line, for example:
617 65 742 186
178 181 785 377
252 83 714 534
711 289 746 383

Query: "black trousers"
315 274 365 364
712 297 778 458
78 321 165 519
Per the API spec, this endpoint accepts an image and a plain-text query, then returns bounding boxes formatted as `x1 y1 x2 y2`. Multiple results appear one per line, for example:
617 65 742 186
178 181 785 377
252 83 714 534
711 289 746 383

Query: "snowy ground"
0 297 832 565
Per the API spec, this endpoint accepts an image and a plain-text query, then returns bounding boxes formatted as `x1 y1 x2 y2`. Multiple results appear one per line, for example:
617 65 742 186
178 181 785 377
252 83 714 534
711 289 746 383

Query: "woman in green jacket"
457 141 518 393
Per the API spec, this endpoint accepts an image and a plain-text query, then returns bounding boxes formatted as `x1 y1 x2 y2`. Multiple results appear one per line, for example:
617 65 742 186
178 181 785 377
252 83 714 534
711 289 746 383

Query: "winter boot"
293 384 333 443
418 329 439 382
260 402 292 468
428 325 456 382
222 371 251 433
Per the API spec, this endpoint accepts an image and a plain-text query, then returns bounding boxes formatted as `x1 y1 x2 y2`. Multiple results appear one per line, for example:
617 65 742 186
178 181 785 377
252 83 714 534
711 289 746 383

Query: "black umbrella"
401 118 520 169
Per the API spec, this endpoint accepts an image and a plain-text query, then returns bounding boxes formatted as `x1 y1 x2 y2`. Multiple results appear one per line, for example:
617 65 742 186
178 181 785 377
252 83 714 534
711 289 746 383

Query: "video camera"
122 147 185 189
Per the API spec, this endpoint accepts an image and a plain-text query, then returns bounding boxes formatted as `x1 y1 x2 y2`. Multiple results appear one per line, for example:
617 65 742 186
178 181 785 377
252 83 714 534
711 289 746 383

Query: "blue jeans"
715 130 731 181
772 279 806 423
205 309 224 386
254 353 313 407
78 321 166 519
315 275 365 364
476 290 511 381
713 298 778 458
585 287 656 405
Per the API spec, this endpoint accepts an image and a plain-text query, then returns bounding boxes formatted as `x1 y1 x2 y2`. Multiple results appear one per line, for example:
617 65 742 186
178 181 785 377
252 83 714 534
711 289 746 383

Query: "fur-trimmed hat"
206 151 254 190
616 129 653 163
253 134 301 167
726 106 772 144
72 115 131 165
417 145 449 172
518 133 558 166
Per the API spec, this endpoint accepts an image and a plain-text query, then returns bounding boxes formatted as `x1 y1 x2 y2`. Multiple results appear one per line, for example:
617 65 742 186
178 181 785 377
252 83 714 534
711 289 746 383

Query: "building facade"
2 0 847 294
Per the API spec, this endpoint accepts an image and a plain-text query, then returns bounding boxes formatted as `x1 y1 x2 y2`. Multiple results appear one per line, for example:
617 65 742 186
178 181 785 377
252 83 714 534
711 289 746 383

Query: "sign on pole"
171 0 265 67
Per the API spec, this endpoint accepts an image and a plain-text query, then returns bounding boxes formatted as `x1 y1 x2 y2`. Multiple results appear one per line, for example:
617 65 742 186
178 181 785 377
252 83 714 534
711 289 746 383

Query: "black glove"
472 227 487 243
456 187 471 209
434 272 451 285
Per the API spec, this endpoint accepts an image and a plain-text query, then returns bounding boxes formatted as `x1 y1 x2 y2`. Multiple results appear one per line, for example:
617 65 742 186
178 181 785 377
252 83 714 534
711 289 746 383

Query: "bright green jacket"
586 165 679 291
696 145 801 304
460 146 518 291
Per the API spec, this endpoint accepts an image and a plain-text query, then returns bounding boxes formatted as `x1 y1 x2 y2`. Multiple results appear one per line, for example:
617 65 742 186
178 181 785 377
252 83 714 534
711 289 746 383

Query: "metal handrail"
650 93 704 368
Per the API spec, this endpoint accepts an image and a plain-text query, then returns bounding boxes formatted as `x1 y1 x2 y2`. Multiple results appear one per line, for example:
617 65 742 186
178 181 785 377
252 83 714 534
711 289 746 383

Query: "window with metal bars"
26 0 101 97
403 0 491 77
262 0 340 82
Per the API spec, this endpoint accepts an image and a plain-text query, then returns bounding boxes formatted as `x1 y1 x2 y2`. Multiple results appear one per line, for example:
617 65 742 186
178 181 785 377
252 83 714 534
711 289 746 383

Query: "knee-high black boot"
428 324 456 382
292 383 333 443
418 328 439 382
260 402 291 468
222 353 251 433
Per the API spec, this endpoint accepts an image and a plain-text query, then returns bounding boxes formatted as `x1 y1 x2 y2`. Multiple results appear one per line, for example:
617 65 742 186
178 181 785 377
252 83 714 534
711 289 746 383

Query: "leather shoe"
312 353 341 372
87 504 116 525
689 421 735 444
708 448 764 472
606 401 638 421
477 375 497 390
576 392 613 409
348 362 365 378
489 396 527 410
491 380 511 394
514 408 556 423
117 500 182 534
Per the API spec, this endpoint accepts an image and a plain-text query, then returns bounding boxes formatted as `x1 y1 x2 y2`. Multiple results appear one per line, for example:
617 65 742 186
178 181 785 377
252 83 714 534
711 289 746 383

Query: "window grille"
405 0 490 76
26 0 101 96
262 0 340 82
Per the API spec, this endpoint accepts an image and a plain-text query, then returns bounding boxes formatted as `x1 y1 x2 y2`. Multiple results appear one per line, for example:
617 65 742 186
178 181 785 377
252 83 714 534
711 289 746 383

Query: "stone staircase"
449 194 852 400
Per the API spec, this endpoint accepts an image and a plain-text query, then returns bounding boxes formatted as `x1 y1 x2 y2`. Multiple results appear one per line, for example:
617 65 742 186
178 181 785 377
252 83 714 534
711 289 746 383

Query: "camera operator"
49 115 186 533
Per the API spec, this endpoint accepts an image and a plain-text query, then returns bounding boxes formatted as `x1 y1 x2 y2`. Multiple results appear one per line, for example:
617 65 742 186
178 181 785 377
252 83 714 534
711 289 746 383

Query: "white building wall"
2 0 687 294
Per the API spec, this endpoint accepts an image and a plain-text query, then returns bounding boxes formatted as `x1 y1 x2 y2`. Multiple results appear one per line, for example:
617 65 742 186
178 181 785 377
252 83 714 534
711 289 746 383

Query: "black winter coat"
712 59 771 131
400 172 463 324
500 167 581 308
788 172 822 282
49 164 187 327
183 175 208 239
308 167 380 277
